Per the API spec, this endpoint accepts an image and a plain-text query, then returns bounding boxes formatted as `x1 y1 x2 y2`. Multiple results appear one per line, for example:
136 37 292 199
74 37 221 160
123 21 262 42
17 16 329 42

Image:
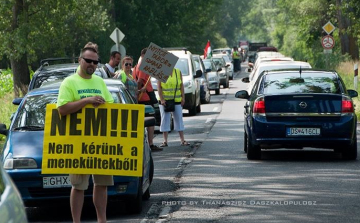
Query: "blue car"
235 69 358 160
0 80 154 213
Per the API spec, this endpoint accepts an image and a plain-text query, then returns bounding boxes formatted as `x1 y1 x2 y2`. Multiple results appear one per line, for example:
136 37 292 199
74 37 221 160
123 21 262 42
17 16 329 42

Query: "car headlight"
183 80 192 88
4 158 37 169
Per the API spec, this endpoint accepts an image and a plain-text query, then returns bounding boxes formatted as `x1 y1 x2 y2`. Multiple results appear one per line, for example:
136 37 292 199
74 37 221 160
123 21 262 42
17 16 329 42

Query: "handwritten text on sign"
139 42 178 82
41 104 145 177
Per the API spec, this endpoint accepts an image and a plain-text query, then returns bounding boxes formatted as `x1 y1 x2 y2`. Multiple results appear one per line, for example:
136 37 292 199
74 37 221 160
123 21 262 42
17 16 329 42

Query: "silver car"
0 161 28 223
203 59 221 95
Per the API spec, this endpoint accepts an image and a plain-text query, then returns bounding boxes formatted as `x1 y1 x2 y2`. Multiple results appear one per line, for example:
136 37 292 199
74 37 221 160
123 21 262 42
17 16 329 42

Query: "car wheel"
229 75 233 80
247 133 261 160
170 114 174 131
342 135 357 160
215 89 220 95
189 99 197 116
201 90 211 104
196 104 201 113
127 178 143 214
243 128 248 153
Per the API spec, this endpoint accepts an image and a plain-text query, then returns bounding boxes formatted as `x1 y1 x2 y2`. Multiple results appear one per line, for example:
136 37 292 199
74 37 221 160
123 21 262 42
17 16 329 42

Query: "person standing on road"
232 46 241 72
114 56 138 102
57 43 114 223
133 48 163 151
157 68 190 147
104 51 121 77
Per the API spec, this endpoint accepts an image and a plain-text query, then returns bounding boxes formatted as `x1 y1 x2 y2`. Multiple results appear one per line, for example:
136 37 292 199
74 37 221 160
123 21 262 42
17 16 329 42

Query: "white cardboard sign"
139 42 178 83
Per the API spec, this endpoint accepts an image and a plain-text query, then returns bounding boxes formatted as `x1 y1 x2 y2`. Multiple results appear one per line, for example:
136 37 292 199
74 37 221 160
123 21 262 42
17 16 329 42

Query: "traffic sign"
321 35 335 49
110 28 125 43
322 21 335 35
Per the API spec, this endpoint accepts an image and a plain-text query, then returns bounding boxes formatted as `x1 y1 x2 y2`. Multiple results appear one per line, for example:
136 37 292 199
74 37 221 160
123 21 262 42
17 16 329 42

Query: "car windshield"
174 58 189 76
222 56 231 63
203 61 215 71
260 73 341 94
212 58 224 67
11 91 122 130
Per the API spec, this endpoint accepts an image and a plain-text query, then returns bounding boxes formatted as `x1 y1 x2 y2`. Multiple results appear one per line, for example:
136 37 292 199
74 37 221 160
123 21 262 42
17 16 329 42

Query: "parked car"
28 58 109 91
212 48 232 61
245 61 312 94
0 80 154 213
0 161 28 223
193 54 211 104
221 54 234 80
202 59 221 95
164 48 202 115
211 55 229 88
236 69 358 160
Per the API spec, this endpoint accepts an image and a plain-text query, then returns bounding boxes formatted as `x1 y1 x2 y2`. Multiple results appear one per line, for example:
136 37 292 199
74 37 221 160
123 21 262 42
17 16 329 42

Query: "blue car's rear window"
261 73 341 94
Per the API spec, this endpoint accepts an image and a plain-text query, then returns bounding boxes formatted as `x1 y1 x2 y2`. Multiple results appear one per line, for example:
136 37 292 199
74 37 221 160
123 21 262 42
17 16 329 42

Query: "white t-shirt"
105 63 115 73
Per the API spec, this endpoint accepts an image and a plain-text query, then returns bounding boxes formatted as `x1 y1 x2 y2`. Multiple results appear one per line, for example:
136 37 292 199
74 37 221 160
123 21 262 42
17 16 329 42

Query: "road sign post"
110 28 125 69
322 21 336 68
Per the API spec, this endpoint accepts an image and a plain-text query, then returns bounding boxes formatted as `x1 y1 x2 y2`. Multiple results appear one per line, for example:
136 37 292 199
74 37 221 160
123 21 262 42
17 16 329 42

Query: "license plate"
43 176 71 188
286 127 320 136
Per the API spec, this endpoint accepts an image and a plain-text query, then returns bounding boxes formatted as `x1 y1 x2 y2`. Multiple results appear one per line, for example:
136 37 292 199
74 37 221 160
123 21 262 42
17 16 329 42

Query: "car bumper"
208 81 220 90
8 170 141 207
247 115 356 149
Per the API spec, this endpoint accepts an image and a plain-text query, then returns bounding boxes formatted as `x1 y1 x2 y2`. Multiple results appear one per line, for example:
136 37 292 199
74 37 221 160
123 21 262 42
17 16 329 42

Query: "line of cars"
236 50 358 161
0 60 158 216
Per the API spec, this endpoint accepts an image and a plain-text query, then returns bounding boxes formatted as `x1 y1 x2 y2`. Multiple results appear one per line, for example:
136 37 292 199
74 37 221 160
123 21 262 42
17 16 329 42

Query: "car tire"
127 178 143 214
196 104 201 113
215 89 220 95
229 76 233 80
201 90 211 104
243 128 248 153
170 114 174 131
247 133 261 160
189 99 197 116
342 135 357 160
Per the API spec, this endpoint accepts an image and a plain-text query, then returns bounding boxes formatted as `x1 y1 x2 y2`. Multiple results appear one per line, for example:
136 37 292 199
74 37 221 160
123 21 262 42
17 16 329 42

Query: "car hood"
8 131 44 160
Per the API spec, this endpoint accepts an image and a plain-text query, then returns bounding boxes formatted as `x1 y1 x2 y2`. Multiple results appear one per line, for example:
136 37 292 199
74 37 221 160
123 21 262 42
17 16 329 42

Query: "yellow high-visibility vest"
161 69 182 102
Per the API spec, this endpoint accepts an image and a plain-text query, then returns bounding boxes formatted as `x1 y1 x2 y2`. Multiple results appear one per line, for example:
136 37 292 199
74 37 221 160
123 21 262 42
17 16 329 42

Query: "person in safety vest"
232 46 241 72
157 68 190 147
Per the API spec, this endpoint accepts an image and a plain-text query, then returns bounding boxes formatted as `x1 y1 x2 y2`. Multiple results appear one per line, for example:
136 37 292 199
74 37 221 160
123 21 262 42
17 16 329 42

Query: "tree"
0 0 111 97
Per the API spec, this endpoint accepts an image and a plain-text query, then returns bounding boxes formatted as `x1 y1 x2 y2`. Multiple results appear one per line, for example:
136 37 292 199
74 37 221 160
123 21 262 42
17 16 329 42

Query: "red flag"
203 40 212 59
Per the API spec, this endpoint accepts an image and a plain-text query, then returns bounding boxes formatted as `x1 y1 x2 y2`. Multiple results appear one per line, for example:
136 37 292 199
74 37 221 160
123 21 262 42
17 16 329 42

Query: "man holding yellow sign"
56 43 114 223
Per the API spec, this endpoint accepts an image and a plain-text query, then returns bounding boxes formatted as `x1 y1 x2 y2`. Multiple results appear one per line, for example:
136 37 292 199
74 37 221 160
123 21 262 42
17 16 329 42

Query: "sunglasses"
81 57 99 65
124 63 132 67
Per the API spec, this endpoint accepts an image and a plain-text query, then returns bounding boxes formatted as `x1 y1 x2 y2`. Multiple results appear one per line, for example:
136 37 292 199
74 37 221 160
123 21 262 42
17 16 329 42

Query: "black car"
28 58 109 91
236 69 358 160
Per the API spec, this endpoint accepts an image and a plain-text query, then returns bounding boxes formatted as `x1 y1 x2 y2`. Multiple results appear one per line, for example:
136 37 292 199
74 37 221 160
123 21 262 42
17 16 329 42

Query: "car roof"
258 61 311 69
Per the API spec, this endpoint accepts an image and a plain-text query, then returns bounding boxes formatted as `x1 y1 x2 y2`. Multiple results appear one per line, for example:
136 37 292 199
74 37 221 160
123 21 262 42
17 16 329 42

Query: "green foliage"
0 69 14 97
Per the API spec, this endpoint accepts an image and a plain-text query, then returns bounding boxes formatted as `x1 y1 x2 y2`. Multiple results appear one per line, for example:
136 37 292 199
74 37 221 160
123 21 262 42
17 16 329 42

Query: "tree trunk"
10 0 30 97
336 0 359 60
10 55 30 97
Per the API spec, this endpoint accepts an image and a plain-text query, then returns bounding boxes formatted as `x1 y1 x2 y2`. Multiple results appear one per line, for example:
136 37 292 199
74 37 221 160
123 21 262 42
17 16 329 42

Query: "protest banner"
41 103 145 177
139 42 179 82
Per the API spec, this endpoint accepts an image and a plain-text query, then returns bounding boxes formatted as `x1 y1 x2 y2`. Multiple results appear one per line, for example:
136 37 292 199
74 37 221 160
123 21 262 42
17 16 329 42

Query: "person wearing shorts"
157 68 190 147
57 42 114 223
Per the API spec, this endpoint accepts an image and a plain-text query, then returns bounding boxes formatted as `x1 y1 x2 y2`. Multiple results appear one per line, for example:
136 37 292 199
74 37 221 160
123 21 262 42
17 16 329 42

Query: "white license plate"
43 176 71 188
287 127 320 136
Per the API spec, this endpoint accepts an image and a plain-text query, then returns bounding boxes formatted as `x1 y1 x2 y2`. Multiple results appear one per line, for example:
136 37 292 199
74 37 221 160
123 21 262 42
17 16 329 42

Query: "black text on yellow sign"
42 104 145 177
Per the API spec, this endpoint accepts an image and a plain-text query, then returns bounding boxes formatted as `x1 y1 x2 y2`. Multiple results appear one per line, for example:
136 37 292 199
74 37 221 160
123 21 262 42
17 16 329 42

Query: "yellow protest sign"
41 103 145 177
